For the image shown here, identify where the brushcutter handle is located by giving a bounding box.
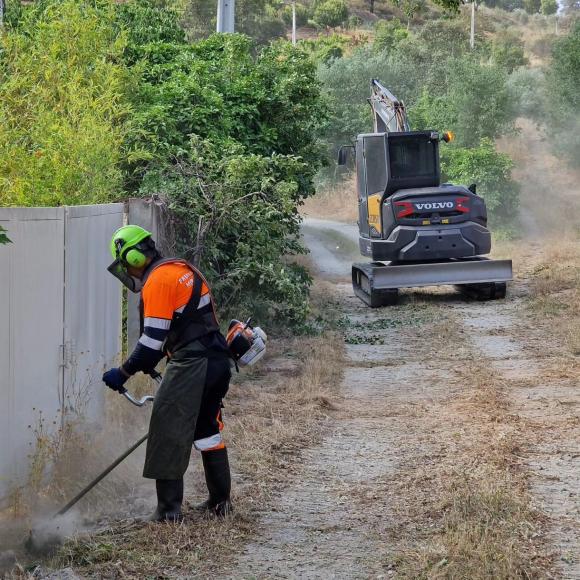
[121,370,162,407]
[122,392,155,407]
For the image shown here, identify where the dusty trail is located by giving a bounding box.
[229,281,461,579]
[223,220,579,579]
[453,285,580,578]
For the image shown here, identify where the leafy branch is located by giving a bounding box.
[0,226,11,245]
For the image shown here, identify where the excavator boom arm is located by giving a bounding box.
[370,79,411,133]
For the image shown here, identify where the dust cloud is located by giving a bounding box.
[498,117,580,238]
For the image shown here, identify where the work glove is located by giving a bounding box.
[102,367,129,393]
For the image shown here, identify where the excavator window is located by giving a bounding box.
[356,139,366,201]
[388,137,437,179]
[363,135,387,196]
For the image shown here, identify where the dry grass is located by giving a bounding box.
[386,326,551,579]
[302,177,359,223]
[526,238,580,355]
[7,373,154,521]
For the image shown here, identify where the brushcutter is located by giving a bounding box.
[24,371,162,555]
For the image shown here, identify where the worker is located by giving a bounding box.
[102,225,232,522]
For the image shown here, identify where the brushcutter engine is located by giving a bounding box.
[226,318,267,367]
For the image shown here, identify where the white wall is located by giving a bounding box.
[0,204,123,498]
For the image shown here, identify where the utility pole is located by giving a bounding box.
[0,0,5,28]
[470,0,476,50]
[292,1,297,45]
[217,0,235,33]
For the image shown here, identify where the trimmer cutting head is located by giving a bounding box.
[25,515,74,556]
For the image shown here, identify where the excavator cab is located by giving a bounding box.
[341,80,512,307]
[354,131,440,240]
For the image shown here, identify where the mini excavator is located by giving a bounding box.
[338,80,513,307]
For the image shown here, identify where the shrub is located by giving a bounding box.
[441,139,519,227]
[346,14,363,28]
[140,139,314,321]
[281,2,310,26]
[301,33,352,63]
[0,0,130,207]
[491,30,528,72]
[313,0,349,27]
[373,19,409,53]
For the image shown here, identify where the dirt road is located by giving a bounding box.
[224,220,579,579]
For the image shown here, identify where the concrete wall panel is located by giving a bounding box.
[63,204,123,426]
[0,204,123,500]
[0,208,65,495]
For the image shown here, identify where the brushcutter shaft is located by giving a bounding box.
[55,434,148,516]
[54,372,162,515]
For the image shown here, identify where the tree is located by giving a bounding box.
[441,138,519,227]
[410,57,514,147]
[313,0,349,27]
[545,22,580,166]
[549,22,580,112]
[113,1,327,321]
[541,0,558,13]
[523,0,541,13]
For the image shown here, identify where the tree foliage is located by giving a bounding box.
[0,0,327,323]
[540,0,558,14]
[313,0,349,27]
[491,30,528,73]
[0,0,130,207]
[109,2,327,322]
[441,139,519,225]
[373,19,409,53]
[410,57,514,147]
[545,22,580,166]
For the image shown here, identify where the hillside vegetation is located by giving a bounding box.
[0,0,578,319]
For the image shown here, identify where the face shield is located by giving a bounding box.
[107,259,143,293]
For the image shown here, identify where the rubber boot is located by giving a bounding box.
[150,479,184,522]
[196,448,233,517]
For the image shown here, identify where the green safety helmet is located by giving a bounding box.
[107,225,154,292]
